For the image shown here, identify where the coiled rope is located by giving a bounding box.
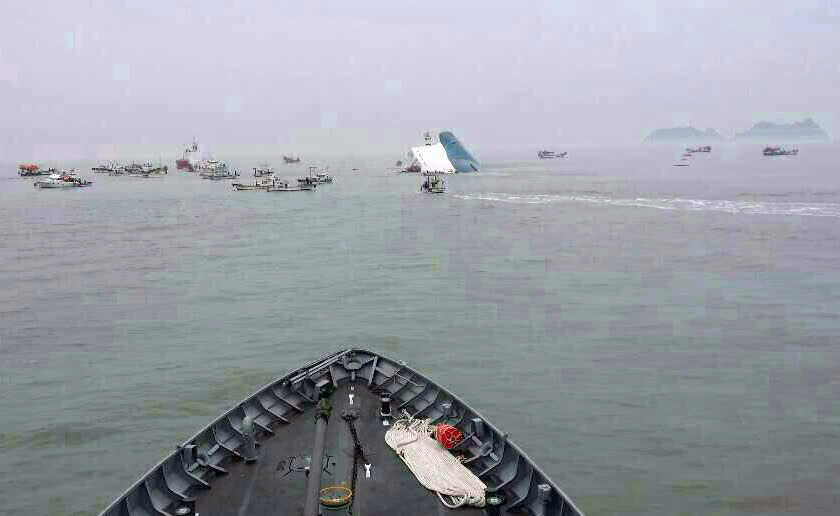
[384,417,486,508]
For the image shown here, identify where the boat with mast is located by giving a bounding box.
[266,181,316,192]
[17,163,54,176]
[420,171,446,193]
[199,160,239,180]
[232,168,280,191]
[253,165,274,177]
[177,139,203,171]
[92,161,124,173]
[34,170,93,188]
[298,166,334,185]
[113,161,168,177]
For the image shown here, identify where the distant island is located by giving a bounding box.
[644,127,724,143]
[735,119,829,141]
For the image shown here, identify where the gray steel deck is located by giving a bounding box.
[98,349,584,516]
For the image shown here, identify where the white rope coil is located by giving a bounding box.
[385,417,486,508]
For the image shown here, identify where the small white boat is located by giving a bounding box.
[538,150,567,159]
[232,183,262,191]
[298,166,334,184]
[199,160,238,180]
[420,172,446,193]
[763,146,799,156]
[253,165,274,177]
[267,181,316,192]
[34,171,93,188]
[672,152,692,167]
[92,161,123,173]
[122,161,168,177]
[232,177,278,191]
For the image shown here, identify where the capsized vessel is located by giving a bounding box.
[95,349,583,516]
[406,131,480,173]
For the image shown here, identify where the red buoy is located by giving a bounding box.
[434,424,462,449]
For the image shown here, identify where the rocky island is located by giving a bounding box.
[735,119,829,141]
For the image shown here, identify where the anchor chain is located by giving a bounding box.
[341,408,368,515]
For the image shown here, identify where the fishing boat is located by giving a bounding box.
[94,349,584,516]
[114,162,168,177]
[199,160,239,180]
[537,150,567,159]
[298,166,334,184]
[34,171,93,188]
[400,163,422,173]
[421,172,446,193]
[92,161,124,173]
[233,183,262,191]
[685,145,711,153]
[253,166,274,177]
[763,146,798,156]
[232,170,279,191]
[672,153,692,167]
[283,155,301,164]
[267,181,316,192]
[17,163,53,176]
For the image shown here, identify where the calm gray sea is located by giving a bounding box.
[2,144,839,515]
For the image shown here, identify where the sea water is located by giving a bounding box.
[1,144,839,515]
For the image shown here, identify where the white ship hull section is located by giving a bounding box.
[410,143,456,174]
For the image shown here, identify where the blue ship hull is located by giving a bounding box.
[439,131,480,172]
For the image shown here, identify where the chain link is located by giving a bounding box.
[342,412,368,515]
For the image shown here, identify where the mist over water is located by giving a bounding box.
[2,144,840,515]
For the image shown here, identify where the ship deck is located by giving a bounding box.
[195,381,484,516]
[98,350,583,516]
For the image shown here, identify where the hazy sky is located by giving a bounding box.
[1,1,837,158]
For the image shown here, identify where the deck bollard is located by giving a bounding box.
[174,500,195,516]
[486,492,504,516]
[380,396,391,417]
[241,416,258,463]
[538,483,552,504]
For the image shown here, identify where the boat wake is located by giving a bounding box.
[455,193,840,218]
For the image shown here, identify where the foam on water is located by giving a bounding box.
[456,193,840,217]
